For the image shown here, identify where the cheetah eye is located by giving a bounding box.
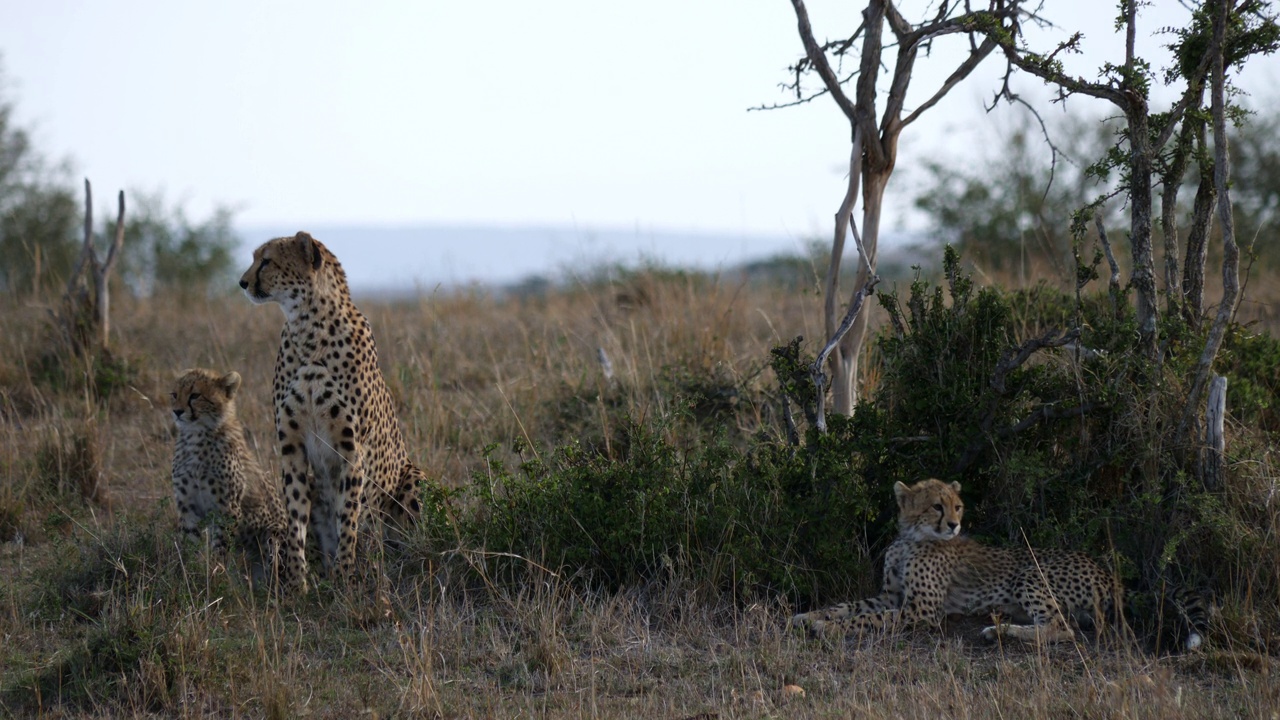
[933,503,944,512]
[190,393,202,400]
[261,258,271,267]
[169,392,177,400]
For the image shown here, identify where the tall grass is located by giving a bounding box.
[0,258,1276,717]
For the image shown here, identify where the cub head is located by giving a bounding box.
[238,231,345,310]
[894,478,964,542]
[171,368,241,430]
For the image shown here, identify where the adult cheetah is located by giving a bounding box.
[170,368,286,582]
[790,478,1206,650]
[240,231,427,593]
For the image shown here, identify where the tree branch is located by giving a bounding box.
[903,36,999,126]
[790,0,859,125]
[991,34,1128,106]
[855,0,889,168]
[953,400,1104,474]
[823,127,866,345]
[1152,51,1212,149]
[812,226,881,433]
[1094,213,1123,318]
[991,327,1081,395]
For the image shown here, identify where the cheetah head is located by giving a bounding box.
[171,368,241,430]
[238,231,345,313]
[894,478,964,542]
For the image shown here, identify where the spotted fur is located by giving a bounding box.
[170,368,286,580]
[239,231,425,593]
[790,478,1206,650]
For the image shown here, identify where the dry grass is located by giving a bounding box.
[0,261,1276,718]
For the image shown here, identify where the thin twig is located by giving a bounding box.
[1094,213,1123,318]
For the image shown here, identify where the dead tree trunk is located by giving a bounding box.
[59,180,125,355]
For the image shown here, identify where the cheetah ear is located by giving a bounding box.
[893,481,910,503]
[220,371,243,397]
[949,481,962,493]
[295,231,323,270]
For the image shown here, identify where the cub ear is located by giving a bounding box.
[949,481,962,493]
[220,371,243,397]
[295,231,323,270]
[893,480,910,503]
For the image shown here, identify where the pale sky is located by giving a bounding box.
[1,1,1272,284]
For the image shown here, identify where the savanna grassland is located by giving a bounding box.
[1,255,1277,719]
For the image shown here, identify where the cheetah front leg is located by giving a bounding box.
[789,591,902,637]
[279,449,313,594]
[309,481,339,569]
[387,463,426,528]
[172,460,205,546]
[329,438,367,585]
[212,457,246,554]
[214,486,243,554]
[838,584,946,638]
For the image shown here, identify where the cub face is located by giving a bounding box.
[238,231,325,305]
[171,368,242,430]
[894,478,964,541]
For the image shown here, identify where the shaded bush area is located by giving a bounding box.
[429,247,1279,644]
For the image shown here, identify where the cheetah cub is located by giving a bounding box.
[790,478,1206,650]
[171,368,286,583]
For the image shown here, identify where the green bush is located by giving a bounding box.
[451,411,882,605]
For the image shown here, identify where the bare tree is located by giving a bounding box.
[57,179,125,355]
[779,0,1023,415]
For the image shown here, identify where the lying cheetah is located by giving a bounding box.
[170,368,286,582]
[790,478,1205,650]
[239,231,427,593]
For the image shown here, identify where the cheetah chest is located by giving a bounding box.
[174,434,234,517]
[282,365,354,469]
[897,541,1024,618]
[278,318,365,474]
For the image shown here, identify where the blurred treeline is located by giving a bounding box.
[0,62,238,299]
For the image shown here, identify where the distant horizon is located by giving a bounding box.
[234,221,912,292]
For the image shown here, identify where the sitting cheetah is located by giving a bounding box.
[171,368,286,582]
[790,478,1205,650]
[239,231,427,593]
